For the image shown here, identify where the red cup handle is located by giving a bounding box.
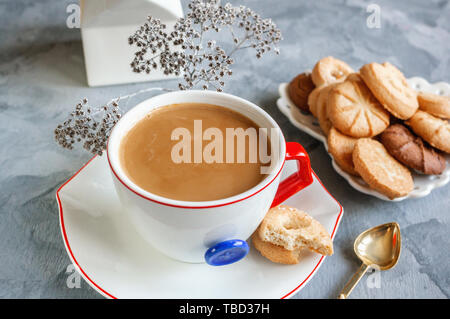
[271,142,313,208]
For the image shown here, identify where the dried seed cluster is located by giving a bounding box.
[54,98,122,155]
[55,0,282,155]
[129,0,282,91]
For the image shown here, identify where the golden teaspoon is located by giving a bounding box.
[338,222,401,299]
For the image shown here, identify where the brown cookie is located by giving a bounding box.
[328,74,390,137]
[353,138,414,199]
[406,110,450,154]
[311,57,354,87]
[252,233,302,264]
[380,124,446,175]
[418,92,450,119]
[360,62,418,120]
[288,73,316,112]
[327,127,359,176]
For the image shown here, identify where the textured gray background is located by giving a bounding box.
[0,0,449,299]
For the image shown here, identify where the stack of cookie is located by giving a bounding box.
[252,205,333,264]
[288,57,449,199]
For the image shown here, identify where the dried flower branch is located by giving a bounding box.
[54,98,122,155]
[129,0,282,91]
[55,0,282,155]
[54,87,169,155]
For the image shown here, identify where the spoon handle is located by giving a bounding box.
[338,263,369,299]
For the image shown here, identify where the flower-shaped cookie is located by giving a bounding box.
[328,74,390,137]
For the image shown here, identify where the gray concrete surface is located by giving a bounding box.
[0,0,448,298]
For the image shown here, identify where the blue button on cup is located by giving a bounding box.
[204,239,249,266]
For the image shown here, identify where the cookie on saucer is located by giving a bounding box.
[406,110,450,154]
[288,73,315,112]
[257,205,333,254]
[418,92,450,119]
[311,56,354,87]
[253,205,333,264]
[360,62,418,120]
[380,124,446,175]
[353,138,414,199]
[328,74,390,137]
[252,233,303,265]
[327,127,359,176]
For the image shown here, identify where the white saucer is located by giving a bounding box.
[56,155,343,299]
[277,77,450,201]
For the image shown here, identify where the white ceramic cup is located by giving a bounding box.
[107,90,313,263]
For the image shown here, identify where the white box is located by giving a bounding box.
[80,0,183,86]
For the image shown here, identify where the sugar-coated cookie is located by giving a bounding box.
[311,57,354,87]
[406,110,450,154]
[380,124,446,175]
[257,205,333,255]
[418,92,450,119]
[252,233,302,264]
[328,74,390,137]
[327,127,359,176]
[353,139,414,199]
[360,62,418,120]
[288,73,316,112]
